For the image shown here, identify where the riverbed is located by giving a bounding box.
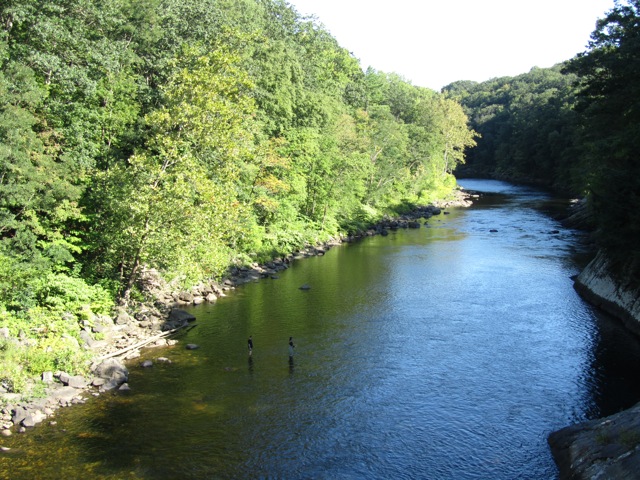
[2,179,640,479]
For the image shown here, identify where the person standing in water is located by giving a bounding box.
[248,336,253,356]
[288,336,295,357]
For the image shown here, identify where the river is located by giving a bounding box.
[2,179,640,479]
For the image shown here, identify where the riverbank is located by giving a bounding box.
[548,250,640,479]
[0,190,475,439]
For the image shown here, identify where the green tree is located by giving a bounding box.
[565,0,640,276]
[90,43,257,300]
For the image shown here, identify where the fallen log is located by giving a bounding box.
[96,323,196,361]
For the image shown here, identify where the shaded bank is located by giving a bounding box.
[0,193,472,439]
[549,252,640,479]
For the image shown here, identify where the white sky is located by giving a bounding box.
[286,0,614,91]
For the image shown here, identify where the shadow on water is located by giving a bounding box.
[4,179,640,480]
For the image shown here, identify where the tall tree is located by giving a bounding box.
[89,43,257,299]
[565,0,640,276]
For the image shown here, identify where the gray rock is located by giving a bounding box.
[92,377,106,387]
[549,401,640,479]
[49,386,82,404]
[185,344,199,350]
[21,410,46,428]
[99,381,118,392]
[58,373,87,389]
[178,292,194,303]
[93,358,129,386]
[140,360,153,368]
[115,310,132,325]
[118,383,130,391]
[79,329,97,347]
[11,407,27,426]
[205,293,217,303]
[41,371,54,384]
[168,309,196,324]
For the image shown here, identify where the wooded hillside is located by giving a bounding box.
[0,0,476,389]
[448,0,640,283]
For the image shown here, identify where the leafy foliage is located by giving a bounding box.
[564,0,640,277]
[0,0,477,390]
[448,0,640,279]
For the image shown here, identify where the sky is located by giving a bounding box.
[286,0,615,91]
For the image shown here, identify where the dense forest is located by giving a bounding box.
[0,0,477,390]
[447,0,640,283]
[2,0,639,394]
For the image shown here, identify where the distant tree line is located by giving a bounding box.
[0,0,477,386]
[447,0,640,280]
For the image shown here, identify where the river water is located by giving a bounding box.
[3,179,640,479]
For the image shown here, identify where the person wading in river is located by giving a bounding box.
[248,336,253,356]
[288,336,295,357]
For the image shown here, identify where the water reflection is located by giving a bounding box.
[3,180,640,480]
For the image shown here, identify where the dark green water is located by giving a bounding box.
[3,179,640,479]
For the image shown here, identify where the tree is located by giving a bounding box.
[565,0,640,276]
[89,43,257,300]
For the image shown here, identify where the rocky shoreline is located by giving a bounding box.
[548,250,640,479]
[0,191,474,440]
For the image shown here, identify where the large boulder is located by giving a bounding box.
[168,309,196,324]
[549,401,640,479]
[92,358,129,391]
[58,372,88,389]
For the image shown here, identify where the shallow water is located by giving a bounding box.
[3,179,640,479]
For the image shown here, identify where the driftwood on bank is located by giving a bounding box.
[96,323,196,361]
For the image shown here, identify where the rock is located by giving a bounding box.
[205,293,217,303]
[11,407,27,426]
[574,251,640,336]
[192,296,205,305]
[178,292,194,303]
[79,329,98,348]
[549,401,640,479]
[22,410,46,428]
[59,373,88,389]
[118,383,131,392]
[93,358,129,387]
[92,378,106,387]
[1,429,11,437]
[168,309,196,324]
[489,229,498,233]
[0,327,9,339]
[408,221,421,228]
[99,380,121,392]
[41,371,54,384]
[299,284,311,290]
[185,344,199,350]
[140,360,153,368]
[125,350,140,360]
[49,386,82,405]
[115,309,132,325]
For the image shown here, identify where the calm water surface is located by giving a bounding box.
[3,179,640,479]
